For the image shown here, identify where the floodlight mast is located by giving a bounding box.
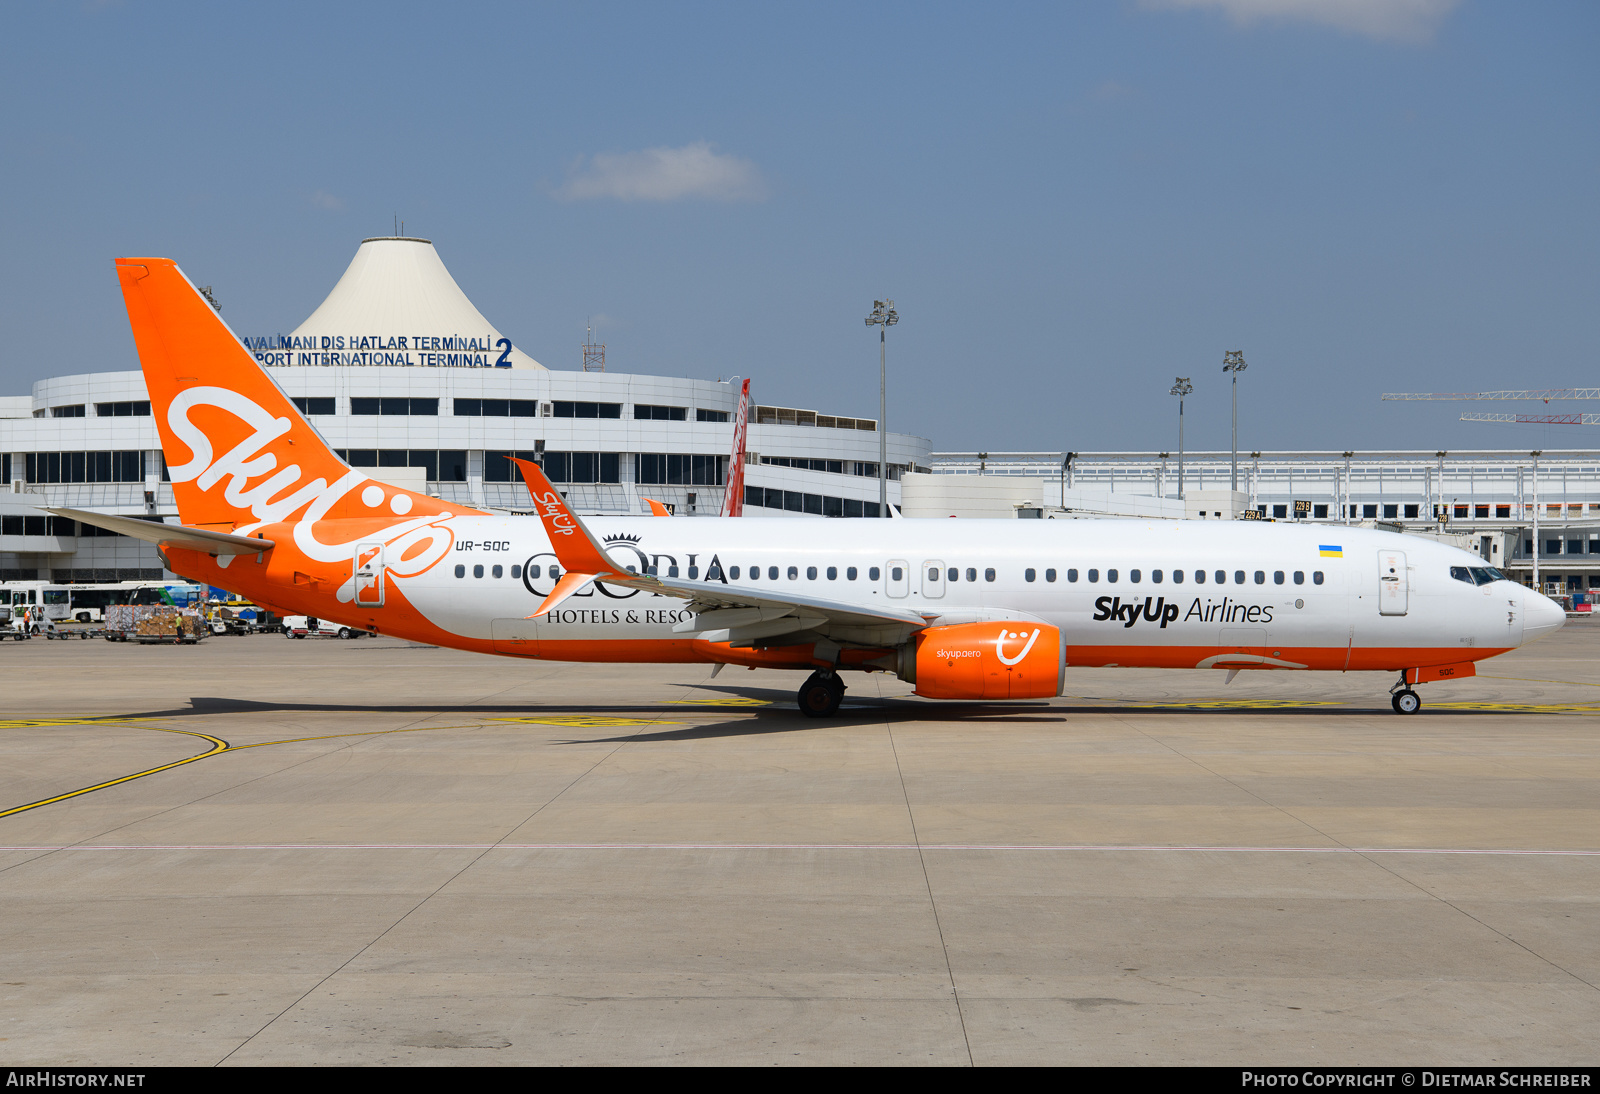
[865,300,899,517]
[1223,351,1247,490]
[1169,377,1192,500]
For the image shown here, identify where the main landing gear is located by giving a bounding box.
[797,670,846,718]
[1390,672,1421,715]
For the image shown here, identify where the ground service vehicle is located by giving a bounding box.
[45,257,1567,716]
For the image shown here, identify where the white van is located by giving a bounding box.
[283,616,367,639]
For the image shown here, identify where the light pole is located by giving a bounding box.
[865,299,898,517]
[1223,350,1247,490]
[1169,377,1192,500]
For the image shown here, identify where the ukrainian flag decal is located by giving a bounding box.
[1319,545,1343,557]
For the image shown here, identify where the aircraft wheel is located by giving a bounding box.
[1392,689,1421,715]
[797,672,844,718]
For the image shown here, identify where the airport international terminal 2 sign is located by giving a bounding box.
[241,333,513,367]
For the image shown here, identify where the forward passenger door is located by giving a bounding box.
[1378,550,1408,616]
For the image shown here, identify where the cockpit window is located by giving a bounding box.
[1470,566,1503,585]
[1450,566,1474,584]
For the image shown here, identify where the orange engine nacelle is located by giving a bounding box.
[912,622,1063,700]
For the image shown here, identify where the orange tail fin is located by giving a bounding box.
[114,258,477,529]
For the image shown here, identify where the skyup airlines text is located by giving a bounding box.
[1093,596,1274,628]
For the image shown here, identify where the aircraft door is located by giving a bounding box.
[887,560,910,598]
[354,542,385,607]
[1378,550,1407,616]
[922,560,945,599]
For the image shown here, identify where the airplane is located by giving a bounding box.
[50,257,1566,718]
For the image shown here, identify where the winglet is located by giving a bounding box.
[511,457,622,576]
[645,498,672,517]
[529,569,599,618]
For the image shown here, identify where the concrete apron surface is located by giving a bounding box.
[0,625,1597,1065]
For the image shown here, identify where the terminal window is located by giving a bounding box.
[636,454,727,486]
[291,397,335,416]
[484,451,544,482]
[1383,504,1398,518]
[455,399,537,417]
[50,405,85,418]
[1313,504,1328,518]
[337,449,464,481]
[553,401,622,419]
[744,486,877,517]
[350,398,438,415]
[94,401,151,417]
[25,451,144,484]
[696,408,730,423]
[1363,505,1378,518]
[635,405,688,421]
[544,452,620,483]
[1272,504,1287,518]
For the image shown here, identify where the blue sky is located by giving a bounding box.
[2,1,1596,454]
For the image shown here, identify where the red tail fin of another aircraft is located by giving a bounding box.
[114,258,478,530]
[721,378,750,517]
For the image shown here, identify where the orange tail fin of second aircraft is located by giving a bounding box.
[721,378,750,517]
[114,257,479,530]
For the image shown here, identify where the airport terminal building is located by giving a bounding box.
[0,238,931,582]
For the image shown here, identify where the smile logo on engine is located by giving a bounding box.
[995,628,1040,666]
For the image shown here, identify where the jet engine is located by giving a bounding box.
[906,621,1064,700]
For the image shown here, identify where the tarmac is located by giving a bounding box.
[1,624,1598,1066]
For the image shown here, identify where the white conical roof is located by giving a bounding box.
[291,237,544,370]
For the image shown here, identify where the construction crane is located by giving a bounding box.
[1382,390,1600,426]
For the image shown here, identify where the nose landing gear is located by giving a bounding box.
[797,670,846,718]
[1390,672,1421,714]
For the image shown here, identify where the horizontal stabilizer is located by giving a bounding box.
[42,507,275,556]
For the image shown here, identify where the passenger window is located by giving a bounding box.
[730,566,740,579]
[1313,571,1324,585]
[530,565,541,579]
[787,566,798,580]
[966,567,977,582]
[454,564,465,578]
[549,565,561,580]
[1273,571,1283,584]
[985,568,996,582]
[511,565,521,579]
[1130,569,1141,583]
[1068,568,1079,582]
[1234,571,1245,584]
[1152,570,1163,583]
[807,566,817,580]
[827,566,837,580]
[688,565,698,579]
[891,566,903,581]
[849,567,859,580]
[1171,569,1183,584]
[1215,570,1225,584]
[1046,568,1057,582]
[947,567,958,582]
[1194,570,1205,584]
[1293,571,1304,585]
[1087,569,1098,583]
[668,565,679,577]
[769,566,779,580]
[1107,569,1118,582]
[473,564,484,578]
[493,565,503,579]
[1254,571,1265,584]
[869,567,880,581]
[1025,568,1036,582]
[929,567,939,582]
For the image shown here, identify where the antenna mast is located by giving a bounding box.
[582,319,605,372]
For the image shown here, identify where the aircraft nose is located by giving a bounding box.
[1521,587,1566,645]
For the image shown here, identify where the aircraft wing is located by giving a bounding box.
[42,507,276,556]
[511,458,927,644]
